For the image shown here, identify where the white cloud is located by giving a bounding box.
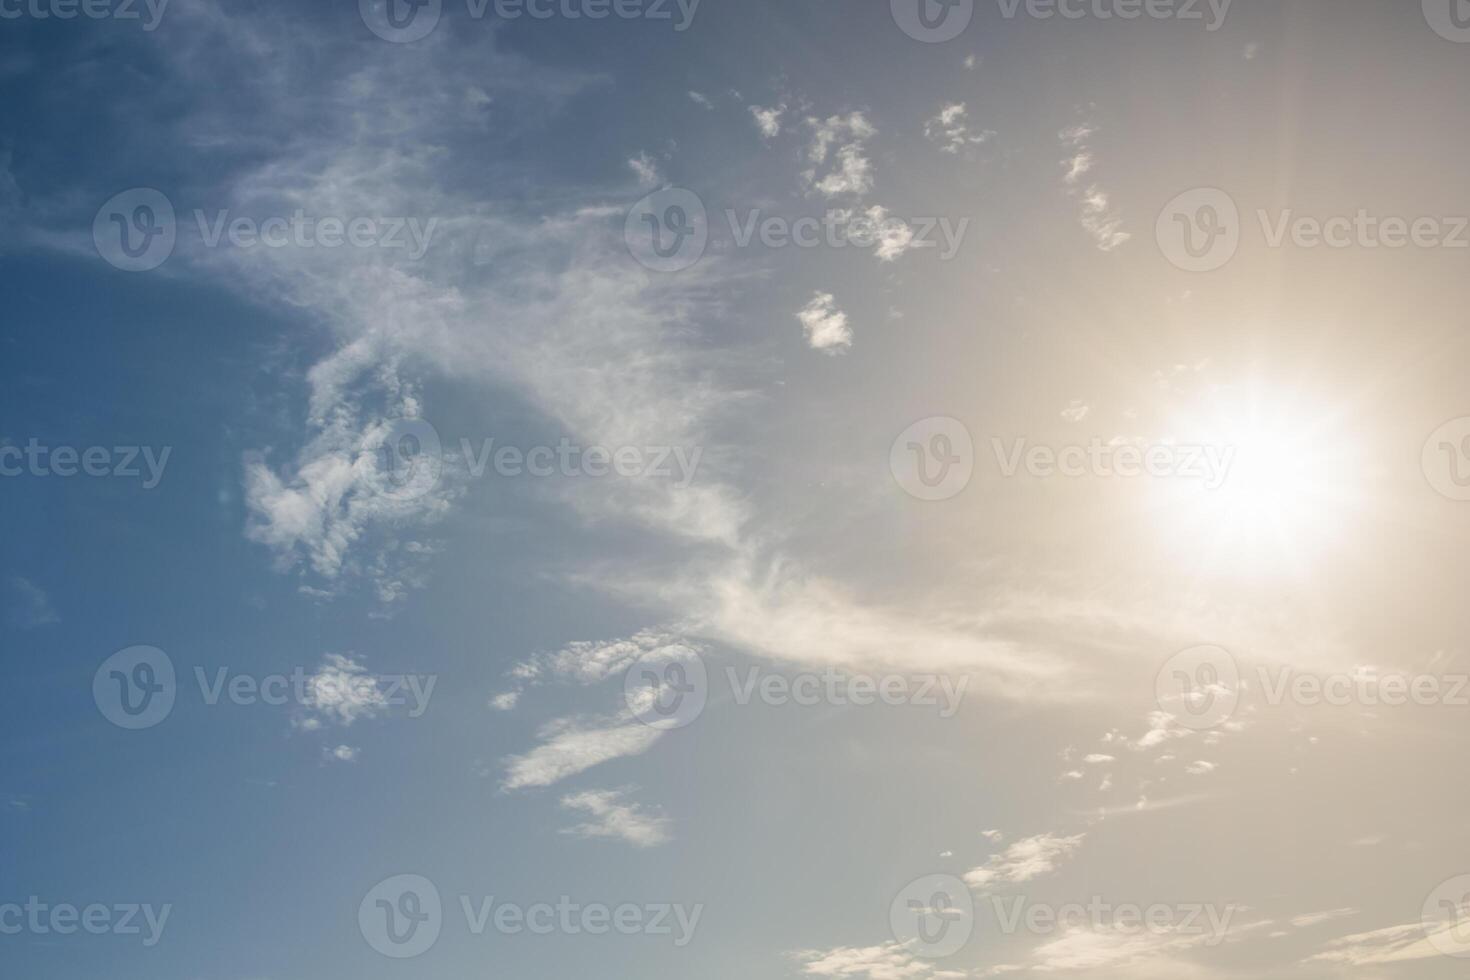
[628,152,662,189]
[797,292,853,353]
[324,744,359,763]
[559,788,671,847]
[803,112,876,198]
[688,90,713,109]
[4,576,58,628]
[964,833,1085,890]
[501,716,663,790]
[1290,908,1357,929]
[297,654,390,727]
[1308,921,1458,966]
[751,103,785,138]
[1061,400,1091,422]
[924,102,993,154]
[1059,122,1129,251]
[794,942,963,980]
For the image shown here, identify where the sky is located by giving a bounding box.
[4,0,1470,978]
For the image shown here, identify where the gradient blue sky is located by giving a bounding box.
[5,1,1470,978]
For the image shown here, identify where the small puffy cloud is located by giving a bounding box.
[1184,760,1218,776]
[981,829,1005,842]
[298,654,389,727]
[4,576,58,629]
[489,690,520,711]
[964,833,1085,890]
[1061,400,1091,422]
[924,102,993,154]
[797,292,852,353]
[628,152,662,189]
[803,112,876,198]
[324,744,359,763]
[560,788,671,847]
[751,103,785,138]
[793,942,960,980]
[688,90,714,109]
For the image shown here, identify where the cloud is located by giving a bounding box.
[688,90,714,109]
[1061,400,1091,423]
[797,292,853,353]
[1059,122,1129,251]
[1307,920,1457,966]
[295,654,390,728]
[501,716,663,790]
[803,112,876,198]
[4,576,58,629]
[751,103,786,138]
[628,152,662,189]
[964,833,1085,890]
[324,744,359,763]
[1290,908,1357,929]
[793,942,965,980]
[924,103,993,154]
[559,788,671,847]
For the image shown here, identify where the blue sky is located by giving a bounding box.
[5,1,1470,978]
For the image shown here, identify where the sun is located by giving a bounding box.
[1147,383,1366,579]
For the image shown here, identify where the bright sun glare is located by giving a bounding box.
[1150,385,1364,578]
